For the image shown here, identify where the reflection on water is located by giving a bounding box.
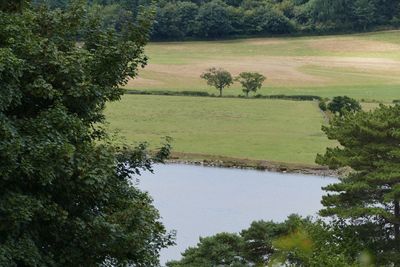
[138,164,337,265]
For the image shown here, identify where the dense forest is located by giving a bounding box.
[41,0,400,40]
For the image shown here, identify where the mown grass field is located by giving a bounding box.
[105,95,333,165]
[126,31,400,102]
[106,31,400,165]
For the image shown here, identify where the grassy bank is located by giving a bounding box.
[105,95,334,165]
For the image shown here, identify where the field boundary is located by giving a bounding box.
[150,28,400,43]
[124,89,396,104]
[124,89,323,101]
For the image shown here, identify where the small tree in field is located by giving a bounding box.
[235,72,266,97]
[201,67,233,97]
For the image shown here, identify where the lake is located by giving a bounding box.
[138,164,337,265]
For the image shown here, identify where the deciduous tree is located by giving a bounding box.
[0,1,173,266]
[235,72,266,97]
[201,67,233,97]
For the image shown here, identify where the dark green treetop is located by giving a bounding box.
[166,215,306,267]
[166,233,246,267]
[327,96,362,117]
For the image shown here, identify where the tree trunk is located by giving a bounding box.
[395,200,400,242]
[246,91,249,98]
[219,88,222,97]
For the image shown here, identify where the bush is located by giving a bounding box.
[127,90,323,101]
[327,96,362,116]
[125,89,212,97]
[255,94,322,101]
[319,101,327,111]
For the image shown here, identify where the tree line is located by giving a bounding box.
[42,0,400,40]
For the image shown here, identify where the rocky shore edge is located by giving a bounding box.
[166,153,340,177]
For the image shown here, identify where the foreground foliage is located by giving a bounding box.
[166,215,302,267]
[166,215,374,267]
[317,104,400,264]
[0,1,173,266]
[167,104,400,266]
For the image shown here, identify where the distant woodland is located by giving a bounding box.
[39,0,400,40]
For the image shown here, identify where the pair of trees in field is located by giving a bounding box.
[201,67,266,97]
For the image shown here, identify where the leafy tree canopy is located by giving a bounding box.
[200,67,233,97]
[235,72,266,97]
[0,1,173,266]
[37,0,400,40]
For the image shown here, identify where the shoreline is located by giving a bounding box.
[166,152,340,177]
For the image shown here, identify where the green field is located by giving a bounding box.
[105,95,333,165]
[126,31,400,102]
[106,31,400,166]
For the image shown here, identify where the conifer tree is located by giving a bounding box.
[317,104,400,252]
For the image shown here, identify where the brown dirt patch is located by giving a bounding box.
[127,55,400,88]
[128,57,327,87]
[245,38,286,46]
[125,77,164,88]
[294,56,400,73]
[310,38,400,53]
[149,44,189,51]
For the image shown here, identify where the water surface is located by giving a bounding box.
[138,164,337,265]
